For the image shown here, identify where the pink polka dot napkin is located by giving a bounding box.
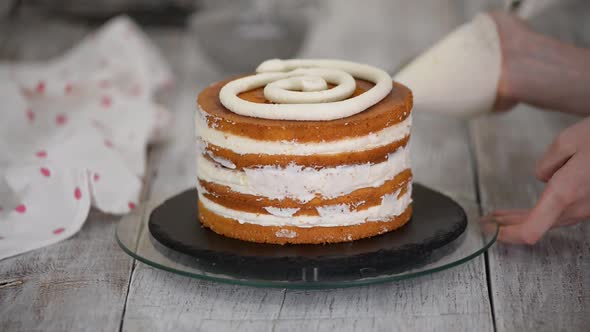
[0,16,173,260]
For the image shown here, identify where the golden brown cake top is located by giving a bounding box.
[197,79,413,143]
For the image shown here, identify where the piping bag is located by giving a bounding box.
[393,0,559,117]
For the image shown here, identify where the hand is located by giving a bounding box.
[488,11,533,112]
[488,11,590,116]
[483,117,590,244]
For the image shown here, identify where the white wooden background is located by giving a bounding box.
[1,1,589,331]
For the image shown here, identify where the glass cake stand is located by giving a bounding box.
[116,188,498,289]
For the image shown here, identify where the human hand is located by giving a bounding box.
[488,11,533,112]
[488,11,590,115]
[483,117,590,244]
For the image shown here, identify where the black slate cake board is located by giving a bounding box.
[148,183,467,282]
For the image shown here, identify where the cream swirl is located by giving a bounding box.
[219,59,393,121]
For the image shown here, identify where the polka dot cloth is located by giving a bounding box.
[0,16,173,260]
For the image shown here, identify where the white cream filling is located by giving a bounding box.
[198,187,411,227]
[316,203,350,217]
[205,151,237,169]
[196,108,411,155]
[197,146,409,203]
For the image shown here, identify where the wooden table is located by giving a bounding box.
[1,2,588,331]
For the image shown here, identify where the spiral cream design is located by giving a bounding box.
[219,59,393,121]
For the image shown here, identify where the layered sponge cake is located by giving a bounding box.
[196,59,413,244]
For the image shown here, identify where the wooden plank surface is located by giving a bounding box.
[470,107,590,332]
[0,16,136,332]
[120,2,494,331]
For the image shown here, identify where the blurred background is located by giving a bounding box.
[1,0,588,75]
[0,0,588,199]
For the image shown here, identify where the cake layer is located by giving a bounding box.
[197,79,412,143]
[198,184,411,228]
[199,169,411,216]
[201,135,409,169]
[196,110,411,156]
[198,200,413,244]
[197,102,411,170]
[196,145,410,203]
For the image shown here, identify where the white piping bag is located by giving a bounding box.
[393,0,560,117]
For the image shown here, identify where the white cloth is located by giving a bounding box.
[0,16,173,260]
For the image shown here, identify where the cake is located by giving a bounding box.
[196,59,413,244]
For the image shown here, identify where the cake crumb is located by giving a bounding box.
[264,206,300,217]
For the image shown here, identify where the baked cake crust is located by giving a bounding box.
[198,79,412,142]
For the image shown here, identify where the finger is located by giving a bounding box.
[488,206,587,228]
[482,212,528,226]
[498,215,584,244]
[495,212,528,225]
[535,133,576,182]
[490,209,529,217]
[481,210,531,240]
[487,207,584,242]
[497,224,530,244]
[496,183,566,244]
[482,209,529,226]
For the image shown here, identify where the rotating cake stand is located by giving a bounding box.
[116,183,498,288]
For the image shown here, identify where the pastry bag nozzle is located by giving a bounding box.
[394,13,501,118]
